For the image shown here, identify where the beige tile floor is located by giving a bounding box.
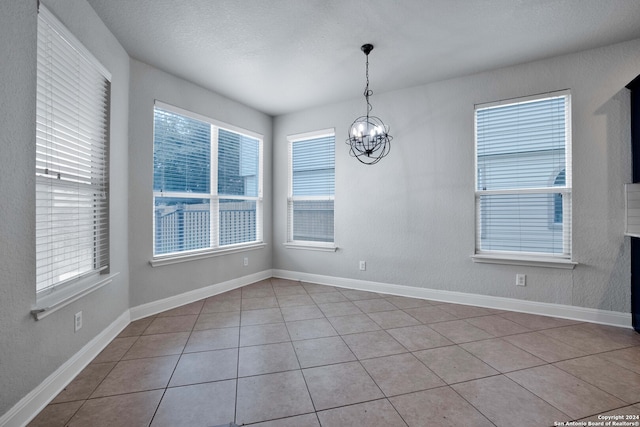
[28,278,640,427]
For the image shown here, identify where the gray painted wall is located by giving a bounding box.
[0,0,130,417]
[128,59,273,307]
[273,38,640,313]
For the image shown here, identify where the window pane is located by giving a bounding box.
[218,129,259,197]
[36,6,110,293]
[219,199,256,246]
[478,193,566,254]
[292,200,334,242]
[477,96,566,191]
[292,136,335,197]
[154,109,210,193]
[155,197,210,255]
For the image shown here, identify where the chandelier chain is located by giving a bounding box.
[364,53,373,117]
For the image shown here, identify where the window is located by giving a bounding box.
[153,102,262,257]
[287,130,335,246]
[35,5,111,295]
[475,91,571,259]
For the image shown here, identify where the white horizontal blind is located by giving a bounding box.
[36,6,111,293]
[288,132,335,243]
[153,104,262,256]
[475,92,571,257]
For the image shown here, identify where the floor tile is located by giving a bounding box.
[437,303,494,319]
[293,336,356,368]
[156,300,204,317]
[277,294,316,307]
[281,304,325,322]
[201,298,241,314]
[385,296,432,309]
[341,330,407,359]
[427,319,495,343]
[461,338,546,373]
[117,317,154,337]
[194,311,241,330]
[352,298,397,313]
[498,311,581,330]
[184,327,239,353]
[236,370,314,424]
[206,289,242,301]
[403,306,458,324]
[452,375,570,427]
[67,390,163,427]
[271,278,300,288]
[122,332,189,359]
[361,353,444,396]
[92,336,137,363]
[339,289,381,301]
[540,324,638,353]
[327,313,381,335]
[286,318,337,340]
[273,285,309,297]
[367,310,421,329]
[503,331,589,363]
[240,323,290,346]
[386,325,452,351]
[143,315,197,335]
[599,346,640,374]
[249,413,321,427]
[301,282,338,293]
[241,296,278,310]
[317,399,407,427]
[302,361,384,410]
[310,292,348,304]
[465,315,531,336]
[413,346,498,384]
[91,355,179,397]
[52,362,115,403]
[169,348,238,387]
[241,286,276,299]
[318,301,363,317]
[390,387,494,427]
[507,365,626,419]
[151,380,236,427]
[554,355,640,403]
[580,323,640,348]
[27,401,83,427]
[238,342,300,377]
[240,307,283,326]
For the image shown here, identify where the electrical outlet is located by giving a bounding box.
[243,257,248,267]
[74,311,82,332]
[359,260,366,271]
[516,274,526,287]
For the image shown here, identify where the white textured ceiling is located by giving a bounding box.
[86,0,640,116]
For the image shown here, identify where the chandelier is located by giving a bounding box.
[346,44,392,165]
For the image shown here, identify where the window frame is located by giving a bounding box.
[285,128,337,251]
[151,101,264,265]
[472,90,577,269]
[33,5,115,316]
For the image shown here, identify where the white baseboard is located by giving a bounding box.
[0,310,130,427]
[129,269,273,321]
[272,269,633,329]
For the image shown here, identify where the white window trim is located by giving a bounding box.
[473,90,575,267]
[286,128,336,250]
[34,5,115,315]
[151,101,264,263]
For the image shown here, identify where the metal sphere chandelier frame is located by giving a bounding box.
[346,43,392,165]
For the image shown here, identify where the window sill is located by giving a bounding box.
[283,242,338,252]
[150,242,266,267]
[471,254,577,269]
[31,272,120,321]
